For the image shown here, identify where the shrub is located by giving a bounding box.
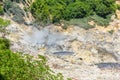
[102,0,116,7]
[30,0,117,27]
[95,3,116,18]
[0,18,10,27]
[0,17,10,32]
[0,6,4,15]
[116,4,120,10]
[64,14,112,30]
[0,51,64,80]
[0,38,10,50]
[30,0,65,25]
[0,38,65,80]
[90,14,111,26]
[30,0,51,25]
[67,18,94,30]
[66,2,92,19]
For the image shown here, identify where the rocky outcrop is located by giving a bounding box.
[4,14,120,80]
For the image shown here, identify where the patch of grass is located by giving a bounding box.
[0,18,10,32]
[90,14,111,27]
[64,14,111,30]
[0,18,10,27]
[68,17,94,30]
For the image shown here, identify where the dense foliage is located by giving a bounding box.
[0,38,10,50]
[30,0,66,25]
[1,0,117,28]
[30,0,116,25]
[0,38,65,80]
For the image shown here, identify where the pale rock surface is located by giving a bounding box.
[4,12,120,80]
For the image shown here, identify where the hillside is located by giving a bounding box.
[0,0,120,80]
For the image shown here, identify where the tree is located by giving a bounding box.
[66,2,92,18]
[30,0,117,26]
[95,1,116,18]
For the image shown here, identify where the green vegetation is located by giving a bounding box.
[87,0,116,18]
[64,14,112,30]
[0,18,10,32]
[0,6,4,15]
[0,38,10,50]
[30,0,117,27]
[65,18,94,30]
[0,18,67,80]
[1,0,118,28]
[0,18,10,27]
[117,4,120,10]
[108,29,114,34]
[30,0,65,25]
[0,38,65,80]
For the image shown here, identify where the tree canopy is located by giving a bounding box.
[30,0,117,25]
